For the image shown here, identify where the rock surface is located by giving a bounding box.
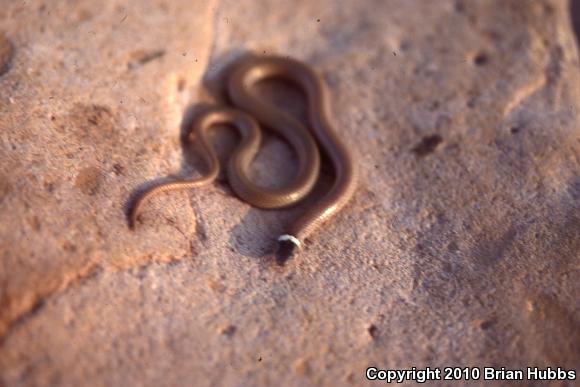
[0,0,579,386]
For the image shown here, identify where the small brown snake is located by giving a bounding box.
[130,55,357,263]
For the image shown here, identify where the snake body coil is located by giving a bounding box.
[130,56,357,263]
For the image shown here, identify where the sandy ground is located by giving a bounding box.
[0,0,578,386]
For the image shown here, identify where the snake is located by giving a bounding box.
[129,55,357,263]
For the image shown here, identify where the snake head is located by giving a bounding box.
[276,235,300,265]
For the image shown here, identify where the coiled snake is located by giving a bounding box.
[130,55,357,264]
